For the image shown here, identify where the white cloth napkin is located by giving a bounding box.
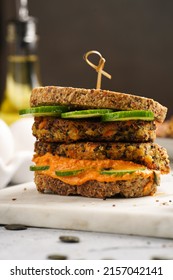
[0,118,35,189]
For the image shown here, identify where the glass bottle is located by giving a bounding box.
[0,3,41,124]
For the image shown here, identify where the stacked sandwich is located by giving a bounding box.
[20,86,170,198]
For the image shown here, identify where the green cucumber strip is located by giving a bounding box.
[30,165,50,171]
[61,109,113,118]
[100,168,146,176]
[55,169,84,176]
[19,105,69,117]
[102,110,154,121]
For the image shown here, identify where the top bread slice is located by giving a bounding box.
[30,86,167,123]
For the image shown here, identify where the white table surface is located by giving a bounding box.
[0,225,173,260]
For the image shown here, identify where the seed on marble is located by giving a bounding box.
[4,224,27,230]
[47,254,68,260]
[151,256,171,260]
[59,235,80,243]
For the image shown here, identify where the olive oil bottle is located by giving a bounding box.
[0,1,41,124]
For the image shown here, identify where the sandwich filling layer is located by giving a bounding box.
[34,141,170,174]
[32,117,156,143]
[33,153,158,186]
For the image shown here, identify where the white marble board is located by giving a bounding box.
[0,174,173,239]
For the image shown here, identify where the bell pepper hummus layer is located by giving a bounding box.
[33,153,156,186]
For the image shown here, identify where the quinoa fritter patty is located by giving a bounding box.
[34,141,170,173]
[35,172,158,198]
[32,117,156,143]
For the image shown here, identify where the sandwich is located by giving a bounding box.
[20,86,170,198]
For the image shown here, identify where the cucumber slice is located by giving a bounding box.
[55,169,84,176]
[19,105,69,117]
[61,109,113,119]
[100,168,146,176]
[102,110,154,121]
[30,165,50,171]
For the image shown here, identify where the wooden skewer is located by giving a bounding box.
[83,50,111,89]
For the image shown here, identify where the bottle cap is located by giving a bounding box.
[6,17,38,45]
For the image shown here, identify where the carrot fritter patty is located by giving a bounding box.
[34,141,170,173]
[32,117,156,143]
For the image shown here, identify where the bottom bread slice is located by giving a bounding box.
[34,172,159,199]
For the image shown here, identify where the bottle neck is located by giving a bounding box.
[0,15,40,123]
[7,36,38,57]
[6,53,41,85]
[2,39,41,114]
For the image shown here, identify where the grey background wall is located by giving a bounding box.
[0,0,173,118]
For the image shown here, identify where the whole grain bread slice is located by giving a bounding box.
[30,86,167,123]
[34,172,159,198]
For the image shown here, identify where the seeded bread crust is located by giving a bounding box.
[30,86,167,123]
[34,172,159,198]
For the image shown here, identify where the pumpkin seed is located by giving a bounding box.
[4,224,27,230]
[59,235,80,243]
[47,254,68,260]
